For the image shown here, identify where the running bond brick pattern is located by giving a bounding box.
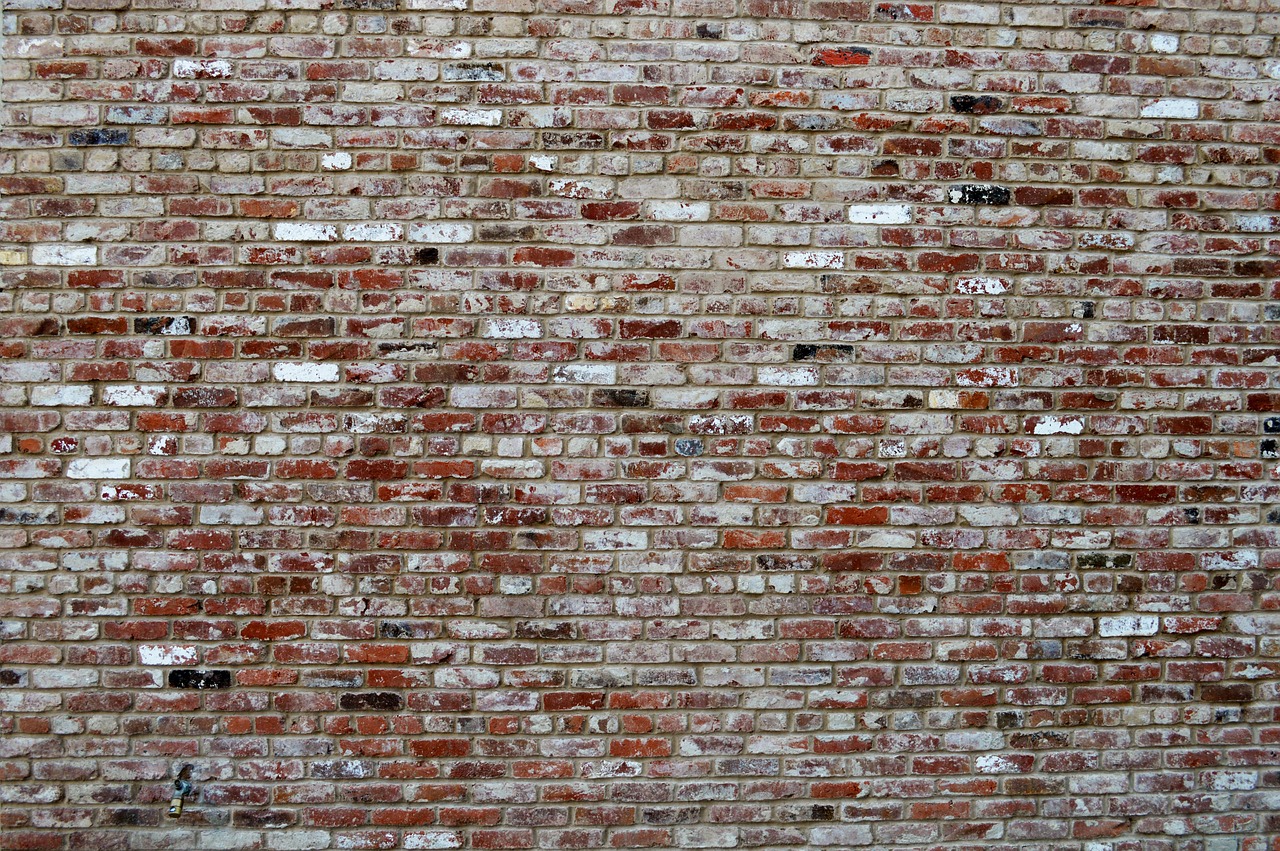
[2,0,1280,848]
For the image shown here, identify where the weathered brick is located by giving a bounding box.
[0,4,1275,847]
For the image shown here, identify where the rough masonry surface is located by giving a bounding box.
[1,0,1280,848]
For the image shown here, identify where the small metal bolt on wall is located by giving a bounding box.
[167,765,193,819]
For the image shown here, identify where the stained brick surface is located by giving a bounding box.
[2,0,1280,848]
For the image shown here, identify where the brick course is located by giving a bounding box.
[2,0,1280,848]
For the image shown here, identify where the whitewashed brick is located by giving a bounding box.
[321,151,352,170]
[343,223,404,242]
[274,222,338,242]
[847,204,911,224]
[403,832,463,850]
[266,831,332,851]
[409,222,474,243]
[438,107,502,126]
[373,60,442,81]
[273,363,341,382]
[31,245,95,266]
[938,3,998,23]
[482,318,542,339]
[552,364,617,384]
[582,529,646,550]
[758,366,818,386]
[172,59,233,78]
[274,128,332,148]
[102,385,167,407]
[30,385,93,406]
[809,825,873,846]
[783,251,844,269]
[66,458,130,479]
[955,277,1010,295]
[199,505,265,525]
[647,201,711,221]
[405,39,471,58]
[548,178,613,199]
[1098,615,1159,637]
[976,754,1026,773]
[1032,416,1085,435]
[1238,215,1279,233]
[1140,99,1198,119]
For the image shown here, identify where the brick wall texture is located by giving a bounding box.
[3,0,1280,847]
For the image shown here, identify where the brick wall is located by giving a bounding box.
[2,0,1280,848]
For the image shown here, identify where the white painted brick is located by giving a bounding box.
[1230,614,1280,635]
[30,385,93,406]
[405,0,466,9]
[450,386,517,408]
[1238,215,1279,233]
[102,385,167,407]
[975,754,1026,773]
[274,222,338,242]
[403,832,463,850]
[1150,34,1179,53]
[321,151,352,170]
[405,39,471,59]
[958,505,1018,526]
[689,414,753,435]
[438,107,502,126]
[847,204,911,224]
[929,390,964,409]
[517,106,571,128]
[99,484,147,501]
[1098,615,1159,637]
[199,505,265,525]
[172,59,233,78]
[32,669,98,688]
[148,435,178,456]
[1032,416,1085,435]
[266,831,332,851]
[809,824,873,847]
[273,363,341,382]
[1203,551,1257,571]
[1073,141,1131,161]
[548,178,613,199]
[758,366,819,386]
[66,458,130,479]
[647,201,711,221]
[552,364,617,384]
[954,277,1010,295]
[1204,771,1256,791]
[137,644,198,666]
[72,506,125,525]
[199,831,268,851]
[945,730,1003,751]
[31,245,95,266]
[956,367,1015,387]
[482,318,542,339]
[343,223,403,242]
[32,103,97,125]
[583,529,648,550]
[1140,99,1198,119]
[783,251,844,269]
[274,128,332,149]
[373,60,442,81]
[938,3,998,23]
[409,222,474,243]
